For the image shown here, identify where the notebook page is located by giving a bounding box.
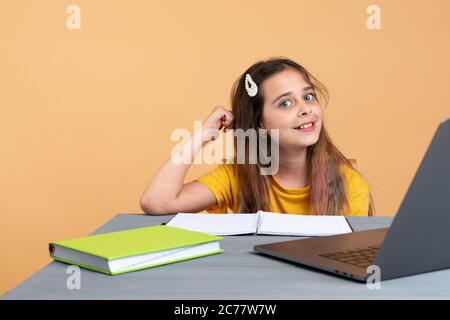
[256,212,353,236]
[167,213,259,235]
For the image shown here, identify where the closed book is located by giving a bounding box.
[49,225,223,275]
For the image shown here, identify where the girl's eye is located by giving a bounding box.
[304,93,316,102]
[279,99,292,108]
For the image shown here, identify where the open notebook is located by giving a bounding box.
[167,211,353,236]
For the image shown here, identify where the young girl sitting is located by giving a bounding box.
[140,57,375,216]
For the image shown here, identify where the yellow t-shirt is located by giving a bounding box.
[195,164,371,216]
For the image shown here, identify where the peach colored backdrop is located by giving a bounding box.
[1,0,449,295]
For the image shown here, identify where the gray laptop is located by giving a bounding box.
[254,118,450,282]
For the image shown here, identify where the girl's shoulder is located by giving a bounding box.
[340,164,370,190]
[196,162,238,184]
[217,162,238,176]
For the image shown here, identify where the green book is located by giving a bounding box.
[49,225,224,275]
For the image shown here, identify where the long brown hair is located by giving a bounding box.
[229,57,375,216]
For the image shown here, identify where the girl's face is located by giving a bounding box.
[260,68,323,151]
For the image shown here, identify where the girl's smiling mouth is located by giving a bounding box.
[293,121,317,132]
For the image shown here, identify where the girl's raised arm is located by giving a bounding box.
[139,106,234,215]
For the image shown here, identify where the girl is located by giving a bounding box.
[140,57,375,216]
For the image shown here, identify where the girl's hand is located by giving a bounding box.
[201,106,234,144]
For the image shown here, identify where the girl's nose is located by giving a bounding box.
[298,107,312,117]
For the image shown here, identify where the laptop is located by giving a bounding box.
[254,117,450,282]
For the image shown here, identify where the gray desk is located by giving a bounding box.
[2,214,450,300]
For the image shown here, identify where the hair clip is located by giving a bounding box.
[245,73,258,97]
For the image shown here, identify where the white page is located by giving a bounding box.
[256,211,353,236]
[167,213,259,235]
[109,242,221,273]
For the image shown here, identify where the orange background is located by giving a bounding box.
[1,0,449,295]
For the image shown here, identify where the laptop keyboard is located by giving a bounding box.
[319,246,380,268]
